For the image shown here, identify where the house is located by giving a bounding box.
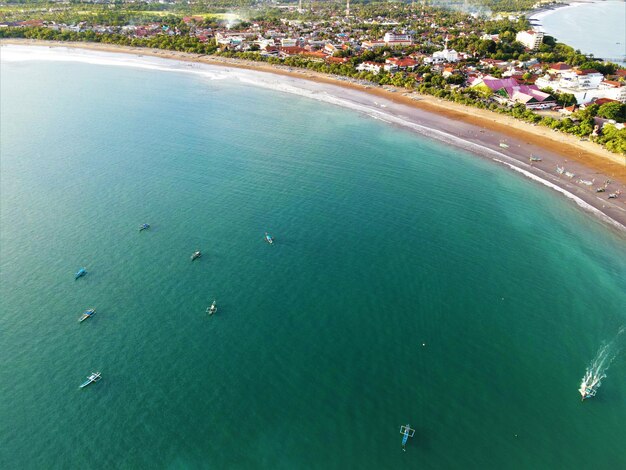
[548,62,571,74]
[515,30,544,50]
[323,43,340,56]
[598,80,626,103]
[280,38,299,47]
[559,104,579,115]
[356,61,385,74]
[278,46,308,58]
[361,40,386,50]
[385,57,419,71]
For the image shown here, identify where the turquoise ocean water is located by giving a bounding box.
[1,58,626,469]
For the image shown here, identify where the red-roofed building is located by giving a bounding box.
[385,57,419,71]
[549,62,571,74]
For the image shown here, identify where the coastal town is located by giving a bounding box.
[1,1,625,153]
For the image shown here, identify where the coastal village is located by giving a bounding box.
[1,1,625,153]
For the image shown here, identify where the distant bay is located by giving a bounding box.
[531,1,626,64]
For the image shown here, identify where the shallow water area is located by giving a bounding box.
[1,50,626,469]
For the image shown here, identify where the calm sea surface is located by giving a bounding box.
[1,59,626,469]
[535,1,626,64]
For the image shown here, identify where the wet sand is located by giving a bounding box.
[2,39,625,233]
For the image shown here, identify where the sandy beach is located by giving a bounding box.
[2,39,625,233]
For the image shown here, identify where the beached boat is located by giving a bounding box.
[565,171,576,178]
[264,232,274,244]
[499,142,509,149]
[79,371,101,388]
[207,300,217,315]
[75,268,87,280]
[400,424,415,451]
[596,187,606,193]
[139,223,150,232]
[191,250,201,261]
[578,179,594,186]
[556,166,565,175]
[529,156,542,162]
[79,308,96,322]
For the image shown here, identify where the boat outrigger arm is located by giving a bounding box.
[400,424,415,451]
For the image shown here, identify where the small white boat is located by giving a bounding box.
[565,171,576,178]
[578,179,593,186]
[80,371,101,388]
[556,166,565,175]
[79,308,96,322]
[191,250,202,261]
[499,142,509,149]
[207,300,217,315]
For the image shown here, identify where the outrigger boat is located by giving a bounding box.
[79,308,96,322]
[139,223,150,232]
[529,155,542,162]
[400,424,415,451]
[79,371,101,388]
[578,179,594,186]
[565,171,576,178]
[75,268,87,280]
[191,250,202,261]
[556,166,565,175]
[264,232,274,245]
[207,300,217,315]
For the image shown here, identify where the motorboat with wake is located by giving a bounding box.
[207,300,217,315]
[79,308,96,322]
[579,374,602,401]
[264,232,274,244]
[80,372,101,388]
[139,223,150,232]
[191,250,202,261]
[75,268,87,280]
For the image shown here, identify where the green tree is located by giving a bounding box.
[597,102,626,122]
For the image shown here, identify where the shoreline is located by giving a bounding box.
[528,1,626,64]
[2,39,625,233]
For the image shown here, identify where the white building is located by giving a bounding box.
[516,30,544,50]
[356,61,384,74]
[383,32,412,46]
[280,38,298,47]
[535,69,624,104]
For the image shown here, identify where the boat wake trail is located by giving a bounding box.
[579,326,625,401]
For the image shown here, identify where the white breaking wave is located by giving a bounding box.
[2,44,625,232]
